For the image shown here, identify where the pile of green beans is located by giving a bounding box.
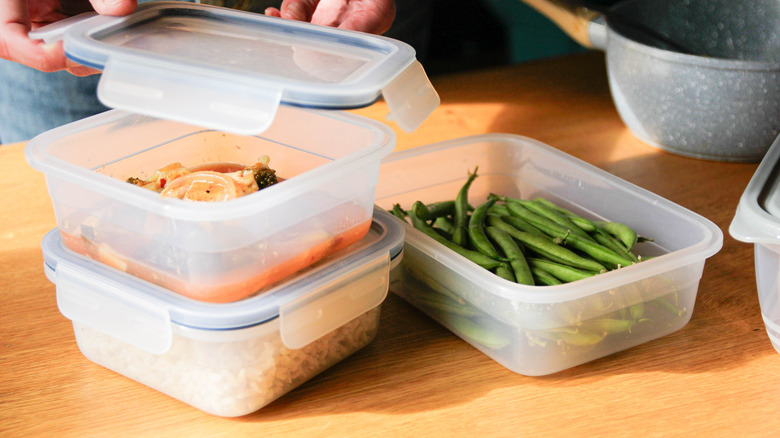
[397,261,685,352]
[389,168,651,286]
[387,170,691,353]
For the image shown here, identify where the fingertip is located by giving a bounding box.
[264,8,282,18]
[90,0,138,16]
[281,3,309,22]
[37,41,69,72]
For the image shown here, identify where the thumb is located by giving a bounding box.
[89,0,138,16]
[279,0,318,22]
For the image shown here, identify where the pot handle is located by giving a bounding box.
[518,0,607,50]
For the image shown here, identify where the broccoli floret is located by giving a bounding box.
[253,167,279,190]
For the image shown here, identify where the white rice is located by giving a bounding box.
[72,307,381,417]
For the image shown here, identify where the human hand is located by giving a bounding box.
[265,0,396,35]
[0,0,137,75]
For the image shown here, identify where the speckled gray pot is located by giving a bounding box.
[594,0,780,162]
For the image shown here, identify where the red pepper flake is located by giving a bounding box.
[159,178,167,189]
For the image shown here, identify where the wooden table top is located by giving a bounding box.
[3,52,779,437]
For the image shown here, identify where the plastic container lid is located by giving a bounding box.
[29,2,439,134]
[731,134,780,244]
[41,208,404,355]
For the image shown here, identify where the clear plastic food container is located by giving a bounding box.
[26,107,395,303]
[41,208,404,417]
[377,134,723,376]
[730,134,780,354]
[26,1,440,303]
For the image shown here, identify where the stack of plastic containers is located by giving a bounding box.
[26,2,436,416]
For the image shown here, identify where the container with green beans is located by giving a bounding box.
[392,261,695,373]
[376,134,723,375]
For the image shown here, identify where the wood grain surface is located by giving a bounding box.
[3,52,779,437]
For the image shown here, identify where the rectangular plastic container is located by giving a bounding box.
[41,208,404,417]
[377,134,722,376]
[730,134,780,354]
[26,107,395,303]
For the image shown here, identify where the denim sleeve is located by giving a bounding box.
[0,60,108,144]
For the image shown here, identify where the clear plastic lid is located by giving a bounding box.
[30,2,439,134]
[731,134,780,243]
[42,208,404,354]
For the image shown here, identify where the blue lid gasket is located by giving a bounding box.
[61,2,414,110]
[42,207,404,331]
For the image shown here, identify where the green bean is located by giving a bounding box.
[493,213,547,237]
[488,203,511,217]
[421,200,456,220]
[637,236,655,244]
[533,198,643,257]
[487,215,607,272]
[596,221,639,251]
[651,296,684,316]
[503,199,573,236]
[531,267,562,286]
[486,226,535,285]
[553,329,606,346]
[493,264,516,282]
[415,201,465,222]
[405,265,466,304]
[527,257,599,283]
[453,169,478,247]
[559,330,612,346]
[568,215,598,233]
[585,293,611,313]
[412,201,432,224]
[441,314,511,350]
[501,196,594,241]
[524,199,596,241]
[581,318,638,335]
[434,216,455,235]
[412,202,432,221]
[390,204,408,221]
[434,227,453,241]
[553,302,577,325]
[532,197,568,213]
[592,228,640,264]
[534,197,598,233]
[526,332,551,347]
[507,197,641,267]
[564,233,635,268]
[409,201,505,270]
[624,284,646,320]
[413,288,482,318]
[629,302,646,320]
[468,198,502,259]
[533,197,645,259]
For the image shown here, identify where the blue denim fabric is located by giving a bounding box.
[0,0,189,144]
[0,60,108,143]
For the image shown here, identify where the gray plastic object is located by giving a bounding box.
[730,134,780,353]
